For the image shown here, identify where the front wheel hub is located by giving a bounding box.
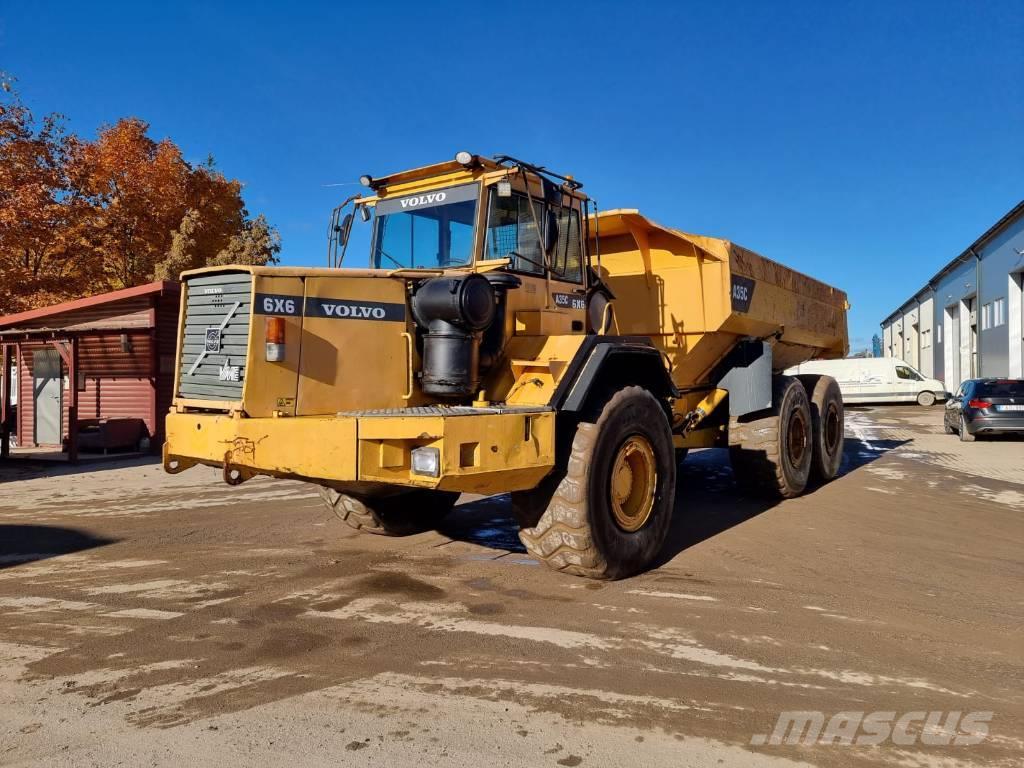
[610,436,657,532]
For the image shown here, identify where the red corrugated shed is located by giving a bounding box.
[0,282,181,456]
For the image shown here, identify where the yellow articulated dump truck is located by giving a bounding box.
[164,153,848,579]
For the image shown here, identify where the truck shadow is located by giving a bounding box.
[0,525,118,570]
[655,436,910,567]
[441,434,910,564]
[438,495,526,553]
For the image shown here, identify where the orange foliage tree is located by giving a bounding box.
[0,76,279,315]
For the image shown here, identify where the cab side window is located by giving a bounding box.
[550,207,583,284]
[485,192,545,275]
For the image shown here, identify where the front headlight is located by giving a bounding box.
[411,447,440,477]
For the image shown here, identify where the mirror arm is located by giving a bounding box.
[327,194,362,268]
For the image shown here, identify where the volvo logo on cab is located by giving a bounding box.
[400,191,447,209]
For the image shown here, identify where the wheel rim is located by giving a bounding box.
[824,404,841,454]
[610,435,657,532]
[787,410,808,465]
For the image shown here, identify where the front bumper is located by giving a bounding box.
[163,407,555,493]
[964,413,1024,435]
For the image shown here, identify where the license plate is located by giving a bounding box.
[996,404,1024,412]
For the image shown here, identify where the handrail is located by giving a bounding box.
[401,332,414,400]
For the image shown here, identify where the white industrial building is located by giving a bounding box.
[881,200,1024,393]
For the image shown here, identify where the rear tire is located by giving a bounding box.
[958,416,976,443]
[796,374,844,483]
[729,376,813,499]
[518,386,675,580]
[319,487,459,536]
[917,391,936,407]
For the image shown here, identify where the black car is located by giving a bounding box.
[944,379,1024,442]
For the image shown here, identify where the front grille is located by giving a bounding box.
[177,272,252,401]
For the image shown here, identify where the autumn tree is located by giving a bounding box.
[0,76,279,315]
[0,77,87,312]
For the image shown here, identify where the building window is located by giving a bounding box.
[993,297,1006,327]
[921,329,931,348]
[981,302,992,330]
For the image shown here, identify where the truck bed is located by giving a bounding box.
[591,209,848,389]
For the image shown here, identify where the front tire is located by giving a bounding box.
[319,487,459,535]
[917,391,936,407]
[518,386,675,580]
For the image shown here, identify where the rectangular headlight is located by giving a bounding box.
[410,446,440,477]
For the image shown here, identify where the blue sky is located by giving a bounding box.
[3,1,1021,349]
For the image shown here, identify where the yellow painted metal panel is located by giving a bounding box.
[298,276,411,414]
[165,411,358,482]
[245,275,305,417]
[166,409,554,493]
[500,334,588,406]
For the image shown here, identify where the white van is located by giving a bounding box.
[785,358,948,406]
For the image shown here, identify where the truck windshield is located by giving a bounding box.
[371,183,478,269]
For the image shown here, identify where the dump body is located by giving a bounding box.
[593,209,849,391]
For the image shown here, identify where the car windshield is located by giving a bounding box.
[371,184,478,269]
[974,380,1024,397]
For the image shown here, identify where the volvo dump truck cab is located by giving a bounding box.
[165,153,849,579]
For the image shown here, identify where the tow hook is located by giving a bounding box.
[222,451,257,486]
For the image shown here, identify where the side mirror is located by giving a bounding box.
[544,209,559,256]
[338,213,354,246]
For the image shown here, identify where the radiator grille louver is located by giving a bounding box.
[177,272,252,401]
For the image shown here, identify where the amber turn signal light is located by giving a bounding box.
[265,316,285,362]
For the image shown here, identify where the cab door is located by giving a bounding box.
[894,363,921,401]
[546,202,588,332]
[481,186,587,337]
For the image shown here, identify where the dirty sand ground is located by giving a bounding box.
[0,406,1021,767]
